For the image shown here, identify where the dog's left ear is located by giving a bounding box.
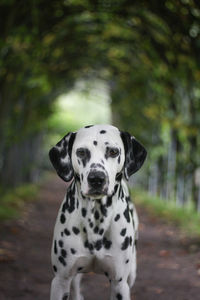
[121,131,147,180]
[49,132,76,182]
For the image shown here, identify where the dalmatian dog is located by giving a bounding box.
[49,124,147,300]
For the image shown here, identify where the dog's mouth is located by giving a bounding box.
[84,187,108,199]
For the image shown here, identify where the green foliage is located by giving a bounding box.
[0,184,39,221]
[0,0,200,210]
[132,189,200,237]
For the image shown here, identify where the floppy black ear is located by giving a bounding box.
[49,132,76,182]
[121,131,147,180]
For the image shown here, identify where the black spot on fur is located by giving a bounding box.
[62,202,66,212]
[99,228,104,235]
[85,125,94,128]
[94,210,100,220]
[100,204,107,217]
[81,208,87,217]
[54,240,58,254]
[81,192,86,199]
[95,239,102,250]
[120,228,127,236]
[103,237,112,249]
[84,240,94,252]
[64,228,70,236]
[118,155,121,164]
[72,227,80,235]
[60,213,66,224]
[61,249,67,258]
[100,130,106,134]
[125,196,131,203]
[58,240,64,248]
[126,259,129,264]
[123,206,130,223]
[121,237,130,250]
[94,226,99,234]
[116,173,123,181]
[93,140,98,146]
[59,256,66,266]
[118,185,125,199]
[114,184,119,194]
[71,248,76,254]
[89,221,94,228]
[106,196,112,207]
[77,148,91,167]
[65,187,76,213]
[105,147,109,160]
[114,214,120,222]
[53,265,57,272]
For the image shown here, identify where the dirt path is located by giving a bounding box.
[0,176,200,300]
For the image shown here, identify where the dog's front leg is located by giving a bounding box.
[50,275,73,300]
[110,279,131,300]
[70,274,84,300]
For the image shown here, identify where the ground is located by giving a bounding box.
[0,176,200,300]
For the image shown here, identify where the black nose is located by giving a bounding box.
[87,171,106,189]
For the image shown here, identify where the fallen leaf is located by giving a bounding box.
[159,249,170,257]
[10,226,20,234]
[0,248,15,262]
[148,286,164,294]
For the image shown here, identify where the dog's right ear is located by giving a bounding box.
[49,132,76,182]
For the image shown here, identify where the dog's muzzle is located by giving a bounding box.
[87,171,107,196]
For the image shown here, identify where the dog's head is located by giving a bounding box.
[49,125,147,198]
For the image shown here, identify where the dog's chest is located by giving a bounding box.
[53,181,135,276]
[80,197,114,242]
[73,196,133,275]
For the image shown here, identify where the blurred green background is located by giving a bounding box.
[0,0,200,223]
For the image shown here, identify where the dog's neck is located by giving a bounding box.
[67,178,128,244]
[64,178,130,249]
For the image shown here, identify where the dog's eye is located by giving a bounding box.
[76,148,87,158]
[107,147,119,158]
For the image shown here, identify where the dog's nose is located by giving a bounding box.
[87,171,106,189]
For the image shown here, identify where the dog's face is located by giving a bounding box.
[49,125,147,198]
[71,125,125,197]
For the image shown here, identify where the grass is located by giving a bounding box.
[132,189,200,238]
[0,184,39,221]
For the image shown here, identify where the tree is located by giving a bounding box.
[1,0,200,211]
